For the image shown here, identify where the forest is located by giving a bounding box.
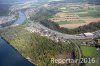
[2,27,79,66]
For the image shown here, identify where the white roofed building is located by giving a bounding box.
[83,33,94,39]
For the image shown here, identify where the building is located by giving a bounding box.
[83,33,94,39]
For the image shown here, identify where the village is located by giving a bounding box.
[25,21,100,49]
[0,13,17,26]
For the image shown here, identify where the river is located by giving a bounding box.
[0,11,35,66]
[13,11,26,25]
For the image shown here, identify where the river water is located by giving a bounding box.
[0,37,35,66]
[13,11,26,25]
[0,11,35,66]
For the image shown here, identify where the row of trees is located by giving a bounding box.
[40,19,100,34]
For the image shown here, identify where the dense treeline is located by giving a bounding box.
[30,7,60,21]
[41,19,100,34]
[2,27,78,66]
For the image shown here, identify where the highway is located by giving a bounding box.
[26,21,85,40]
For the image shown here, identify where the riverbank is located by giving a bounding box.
[0,11,26,28]
[1,27,78,66]
[0,36,35,66]
[0,9,36,66]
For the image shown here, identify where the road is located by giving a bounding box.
[26,21,85,39]
[70,40,82,66]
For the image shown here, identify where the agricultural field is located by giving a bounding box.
[49,3,100,29]
[80,46,97,57]
[80,46,100,66]
[57,20,85,25]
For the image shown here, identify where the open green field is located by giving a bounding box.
[48,15,60,18]
[80,46,100,66]
[61,8,100,18]
[58,6,94,13]
[78,11,100,18]
[58,4,100,18]
[80,46,97,57]
[57,20,85,25]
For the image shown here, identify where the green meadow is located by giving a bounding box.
[57,20,85,25]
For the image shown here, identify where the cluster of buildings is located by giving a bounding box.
[25,22,69,42]
[24,8,36,19]
[25,22,100,48]
[0,14,16,25]
[78,31,100,49]
[10,2,33,12]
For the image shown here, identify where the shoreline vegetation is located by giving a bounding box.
[2,27,79,66]
[0,19,16,27]
[0,13,18,28]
